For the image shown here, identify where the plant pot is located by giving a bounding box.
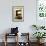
[37,39,40,43]
[37,39,44,44]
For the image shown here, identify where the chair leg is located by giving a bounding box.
[15,34,18,46]
[4,41,7,46]
[16,35,18,46]
[4,33,7,46]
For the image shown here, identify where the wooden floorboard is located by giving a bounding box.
[0,42,46,46]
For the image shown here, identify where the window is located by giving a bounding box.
[36,0,46,26]
[37,0,46,18]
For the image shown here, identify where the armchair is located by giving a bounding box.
[4,27,19,46]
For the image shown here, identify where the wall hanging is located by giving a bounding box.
[12,6,24,22]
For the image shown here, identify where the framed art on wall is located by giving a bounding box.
[12,6,24,22]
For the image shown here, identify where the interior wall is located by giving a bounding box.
[0,0,36,35]
[0,0,36,42]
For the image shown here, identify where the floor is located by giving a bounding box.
[0,42,46,46]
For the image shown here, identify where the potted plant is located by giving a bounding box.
[40,26,45,29]
[32,24,45,30]
[33,32,46,43]
[32,25,39,30]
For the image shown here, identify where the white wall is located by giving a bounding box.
[0,0,37,42]
[0,0,36,35]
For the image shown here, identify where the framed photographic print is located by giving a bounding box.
[12,6,24,22]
